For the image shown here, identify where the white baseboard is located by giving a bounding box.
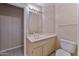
[0,45,23,53]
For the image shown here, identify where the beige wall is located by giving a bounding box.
[42,4,56,33]
[0,4,23,51]
[28,3,77,43]
[55,3,77,43]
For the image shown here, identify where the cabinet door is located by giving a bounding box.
[43,38,56,56]
[47,38,56,54]
[43,43,49,56]
[32,46,43,56]
[43,41,55,56]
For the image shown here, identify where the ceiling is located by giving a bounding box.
[21,3,54,7]
[35,3,54,7]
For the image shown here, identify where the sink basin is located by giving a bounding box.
[27,33,56,42]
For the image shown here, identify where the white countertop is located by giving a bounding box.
[27,33,57,42]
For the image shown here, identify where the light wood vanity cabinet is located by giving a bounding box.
[26,36,58,56]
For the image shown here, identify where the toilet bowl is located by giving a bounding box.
[56,49,71,56]
[56,39,76,56]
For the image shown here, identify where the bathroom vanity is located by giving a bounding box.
[26,33,59,56]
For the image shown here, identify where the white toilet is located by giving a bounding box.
[56,39,76,56]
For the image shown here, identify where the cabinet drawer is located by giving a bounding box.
[31,39,48,48]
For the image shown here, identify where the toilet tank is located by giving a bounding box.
[60,39,76,54]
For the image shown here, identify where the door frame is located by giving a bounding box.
[77,3,79,56]
[8,3,28,56]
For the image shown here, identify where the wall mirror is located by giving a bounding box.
[28,5,42,34]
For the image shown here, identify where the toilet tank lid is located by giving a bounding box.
[60,39,76,45]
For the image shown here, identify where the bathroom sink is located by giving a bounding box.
[27,33,56,42]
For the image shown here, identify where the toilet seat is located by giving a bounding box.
[56,49,71,56]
